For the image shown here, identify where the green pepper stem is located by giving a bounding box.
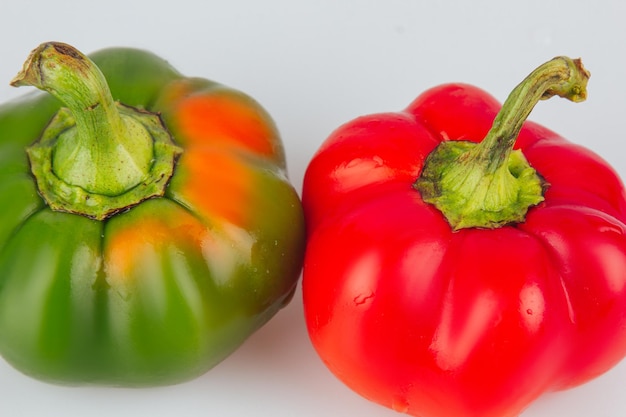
[415,57,590,230]
[11,42,153,196]
[11,42,182,220]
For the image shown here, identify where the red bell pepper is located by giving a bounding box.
[302,57,626,417]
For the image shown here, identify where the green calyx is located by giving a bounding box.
[415,56,590,230]
[11,42,182,220]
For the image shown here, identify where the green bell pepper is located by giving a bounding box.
[0,42,305,386]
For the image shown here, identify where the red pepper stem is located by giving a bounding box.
[415,56,590,230]
[478,57,590,174]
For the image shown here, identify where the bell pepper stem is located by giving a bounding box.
[415,57,590,230]
[11,42,153,196]
[11,42,182,220]
[479,57,589,172]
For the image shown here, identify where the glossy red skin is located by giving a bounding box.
[302,84,626,417]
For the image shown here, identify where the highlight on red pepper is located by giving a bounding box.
[0,42,305,386]
[302,57,626,417]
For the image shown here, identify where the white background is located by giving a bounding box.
[1,1,626,416]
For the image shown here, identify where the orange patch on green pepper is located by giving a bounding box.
[175,93,277,157]
[104,209,206,281]
[174,148,253,226]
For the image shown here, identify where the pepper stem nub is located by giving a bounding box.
[415,56,590,230]
[11,42,182,220]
